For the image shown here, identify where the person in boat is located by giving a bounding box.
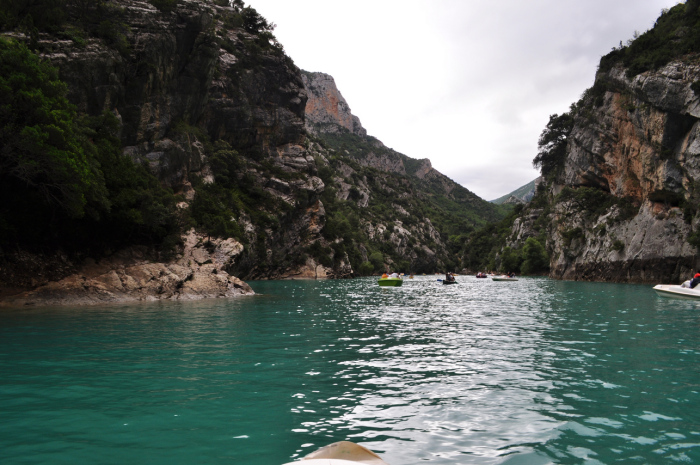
[389,272,400,278]
[690,273,700,288]
[445,272,455,282]
[381,273,388,279]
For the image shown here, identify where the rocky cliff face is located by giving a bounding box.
[0,0,506,305]
[512,57,700,283]
[0,0,323,303]
[44,0,309,198]
[302,71,366,137]
[559,61,700,203]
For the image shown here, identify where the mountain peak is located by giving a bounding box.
[302,70,367,137]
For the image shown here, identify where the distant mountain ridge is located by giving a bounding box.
[490,178,540,204]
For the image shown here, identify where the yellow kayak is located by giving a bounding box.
[281,441,389,465]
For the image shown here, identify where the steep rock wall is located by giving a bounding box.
[0,0,334,304]
[45,0,308,193]
[544,59,700,282]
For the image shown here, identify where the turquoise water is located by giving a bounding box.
[1,276,699,464]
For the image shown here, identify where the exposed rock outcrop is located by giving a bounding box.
[559,61,700,202]
[42,0,307,197]
[1,230,253,307]
[302,71,366,137]
[0,0,320,304]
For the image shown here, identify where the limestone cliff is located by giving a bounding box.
[547,58,700,282]
[510,51,700,282]
[42,0,309,199]
[302,71,366,137]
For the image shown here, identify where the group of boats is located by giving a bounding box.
[377,272,519,287]
[376,275,700,300]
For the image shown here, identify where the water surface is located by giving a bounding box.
[1,276,699,464]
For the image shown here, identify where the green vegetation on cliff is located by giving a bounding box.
[307,121,509,274]
[460,196,549,275]
[0,38,179,255]
[600,0,700,77]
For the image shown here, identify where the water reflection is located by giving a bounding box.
[1,277,699,464]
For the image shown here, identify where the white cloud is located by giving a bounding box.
[251,0,682,200]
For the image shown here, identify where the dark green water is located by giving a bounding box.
[1,276,699,464]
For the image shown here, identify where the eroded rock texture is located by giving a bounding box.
[529,59,700,283]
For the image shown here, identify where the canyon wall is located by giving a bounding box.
[511,58,700,283]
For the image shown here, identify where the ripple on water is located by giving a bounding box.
[0,277,699,464]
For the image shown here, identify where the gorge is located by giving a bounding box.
[3,0,700,306]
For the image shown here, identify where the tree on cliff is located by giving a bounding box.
[533,112,573,178]
[520,237,549,275]
[0,38,178,253]
[0,0,67,34]
[0,37,101,219]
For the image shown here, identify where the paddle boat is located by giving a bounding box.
[378,277,403,287]
[653,283,700,300]
[281,441,389,465]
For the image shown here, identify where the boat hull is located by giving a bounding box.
[443,280,457,285]
[378,278,403,287]
[653,284,700,300]
[281,441,389,465]
[492,277,518,281]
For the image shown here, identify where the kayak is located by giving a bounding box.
[653,284,700,300]
[281,441,389,465]
[442,280,457,285]
[378,277,403,287]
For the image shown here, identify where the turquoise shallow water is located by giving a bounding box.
[1,276,699,464]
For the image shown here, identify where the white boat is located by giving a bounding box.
[281,441,389,465]
[653,284,700,300]
[492,276,518,281]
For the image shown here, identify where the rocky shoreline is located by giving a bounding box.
[0,230,254,308]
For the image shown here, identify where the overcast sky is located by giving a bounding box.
[251,0,682,200]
